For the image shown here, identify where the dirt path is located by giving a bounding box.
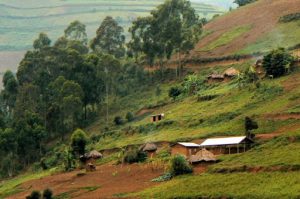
[8,164,163,199]
[263,113,300,120]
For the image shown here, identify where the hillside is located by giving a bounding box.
[2,0,300,198]
[189,0,300,58]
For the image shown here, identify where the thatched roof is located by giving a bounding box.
[88,150,103,159]
[141,143,158,152]
[223,67,240,77]
[189,149,216,163]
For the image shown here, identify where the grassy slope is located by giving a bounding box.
[136,172,300,199]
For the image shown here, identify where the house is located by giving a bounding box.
[200,136,253,155]
[80,150,103,164]
[140,143,158,158]
[151,113,165,122]
[171,142,200,157]
[189,148,217,164]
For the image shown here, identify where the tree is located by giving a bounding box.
[33,33,51,50]
[71,129,88,156]
[126,112,134,122]
[90,16,126,58]
[234,0,256,7]
[169,87,182,100]
[64,20,88,44]
[128,0,202,76]
[245,117,258,139]
[26,191,41,199]
[42,188,53,199]
[262,48,294,78]
[1,70,18,113]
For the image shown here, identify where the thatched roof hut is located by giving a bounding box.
[141,143,158,152]
[88,150,103,159]
[223,67,240,77]
[189,149,216,163]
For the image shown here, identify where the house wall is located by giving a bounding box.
[171,145,200,157]
[204,144,251,155]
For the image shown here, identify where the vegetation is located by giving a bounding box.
[123,148,147,164]
[262,48,294,78]
[169,155,193,176]
[279,13,300,23]
[234,0,257,7]
[70,129,88,156]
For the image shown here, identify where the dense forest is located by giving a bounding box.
[0,0,205,178]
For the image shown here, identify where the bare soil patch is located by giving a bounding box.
[7,164,163,199]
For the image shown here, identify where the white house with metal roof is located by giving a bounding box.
[200,136,253,155]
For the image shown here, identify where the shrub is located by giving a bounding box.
[168,87,182,100]
[71,129,88,156]
[43,188,53,199]
[126,112,134,122]
[169,155,193,176]
[151,172,173,182]
[26,191,41,199]
[279,13,300,23]
[234,0,256,7]
[123,149,147,164]
[114,116,124,125]
[262,48,294,78]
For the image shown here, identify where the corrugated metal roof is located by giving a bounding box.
[178,142,200,147]
[200,136,247,147]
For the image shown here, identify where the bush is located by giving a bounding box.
[26,191,41,199]
[71,129,88,156]
[114,116,124,125]
[168,87,182,100]
[169,155,193,176]
[126,112,134,122]
[262,48,294,78]
[279,12,300,23]
[123,149,147,164]
[234,0,256,7]
[43,188,53,199]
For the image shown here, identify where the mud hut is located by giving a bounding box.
[140,143,158,158]
[189,149,217,164]
[171,142,200,158]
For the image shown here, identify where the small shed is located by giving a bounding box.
[171,142,200,157]
[200,136,253,155]
[140,143,158,158]
[80,150,103,164]
[189,149,217,164]
[151,113,165,122]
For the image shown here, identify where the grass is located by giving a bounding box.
[199,25,252,52]
[239,21,300,54]
[134,172,300,198]
[0,169,54,198]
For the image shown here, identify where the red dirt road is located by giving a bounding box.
[8,164,164,199]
